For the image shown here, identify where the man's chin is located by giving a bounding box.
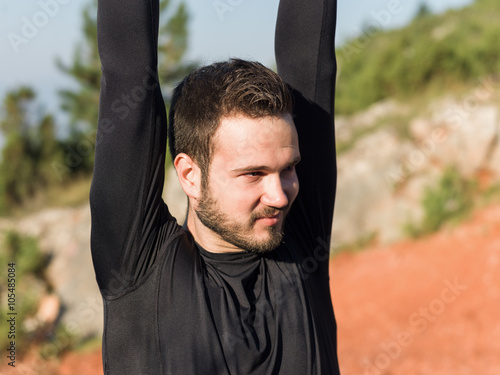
[243,229,284,254]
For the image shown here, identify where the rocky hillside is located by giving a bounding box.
[333,76,500,247]
[0,205,103,341]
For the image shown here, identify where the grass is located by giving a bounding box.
[483,183,500,205]
[73,335,102,353]
[331,232,377,257]
[45,176,92,208]
[0,231,49,356]
[2,176,92,219]
[404,167,476,238]
[336,109,414,156]
[335,0,500,115]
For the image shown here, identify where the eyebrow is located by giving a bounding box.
[231,155,301,173]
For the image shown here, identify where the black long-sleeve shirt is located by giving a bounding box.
[90,0,339,373]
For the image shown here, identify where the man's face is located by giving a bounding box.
[195,114,300,253]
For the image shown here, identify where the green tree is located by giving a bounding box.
[335,0,500,114]
[57,3,101,138]
[56,0,196,173]
[0,87,35,135]
[158,0,198,85]
[414,2,432,19]
[58,0,196,134]
[0,88,64,214]
[0,231,49,355]
[404,167,476,237]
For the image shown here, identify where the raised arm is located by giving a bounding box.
[275,0,337,115]
[275,0,338,246]
[90,0,174,296]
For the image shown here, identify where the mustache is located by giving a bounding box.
[251,206,289,221]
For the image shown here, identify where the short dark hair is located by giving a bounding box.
[168,58,293,176]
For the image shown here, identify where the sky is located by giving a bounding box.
[0,0,475,126]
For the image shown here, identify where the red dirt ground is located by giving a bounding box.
[4,204,500,374]
[332,203,500,375]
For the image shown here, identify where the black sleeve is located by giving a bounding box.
[275,0,337,260]
[90,0,179,296]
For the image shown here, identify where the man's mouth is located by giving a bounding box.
[255,213,281,226]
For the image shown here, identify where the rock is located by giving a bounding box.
[433,104,499,177]
[11,205,103,339]
[37,294,61,326]
[335,100,404,143]
[333,130,417,245]
[332,88,500,248]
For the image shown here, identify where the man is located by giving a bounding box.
[90,0,339,374]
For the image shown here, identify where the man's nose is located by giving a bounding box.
[261,175,289,208]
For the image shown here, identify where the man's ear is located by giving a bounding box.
[174,153,202,200]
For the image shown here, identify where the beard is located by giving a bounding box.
[195,185,287,254]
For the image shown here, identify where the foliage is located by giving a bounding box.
[158,0,198,86]
[1,231,47,278]
[483,183,500,204]
[57,3,101,139]
[39,324,77,360]
[336,110,416,156]
[0,87,35,135]
[0,0,194,213]
[405,167,476,238]
[0,231,49,355]
[332,232,377,256]
[414,2,432,20]
[335,0,500,114]
[0,88,66,214]
[57,0,196,134]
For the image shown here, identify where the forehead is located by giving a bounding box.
[212,114,299,165]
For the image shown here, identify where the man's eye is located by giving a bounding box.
[246,172,261,177]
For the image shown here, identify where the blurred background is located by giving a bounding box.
[1,0,499,373]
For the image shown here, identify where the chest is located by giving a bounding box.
[158,254,317,374]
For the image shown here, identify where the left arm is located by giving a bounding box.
[275,0,338,256]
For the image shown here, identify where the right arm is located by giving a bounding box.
[90,0,177,296]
